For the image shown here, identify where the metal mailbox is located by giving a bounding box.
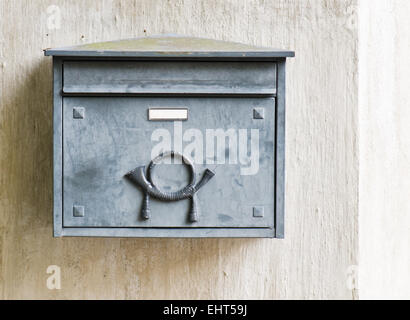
[44,35,294,238]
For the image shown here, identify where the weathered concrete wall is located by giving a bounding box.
[0,0,358,299]
[358,0,410,299]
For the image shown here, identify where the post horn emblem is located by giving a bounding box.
[125,151,215,222]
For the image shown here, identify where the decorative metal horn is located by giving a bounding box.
[125,151,215,222]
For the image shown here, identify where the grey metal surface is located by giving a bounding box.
[63,61,277,95]
[44,35,295,58]
[60,227,275,238]
[275,61,286,239]
[62,97,276,228]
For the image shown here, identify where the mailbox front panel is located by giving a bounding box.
[62,97,275,229]
[47,36,293,238]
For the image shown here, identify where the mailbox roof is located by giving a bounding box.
[44,35,295,58]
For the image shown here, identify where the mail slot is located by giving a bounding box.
[45,35,294,238]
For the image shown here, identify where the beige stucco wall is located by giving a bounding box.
[359,0,410,299]
[0,0,359,299]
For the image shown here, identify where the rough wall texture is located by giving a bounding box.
[0,0,358,299]
[359,0,410,299]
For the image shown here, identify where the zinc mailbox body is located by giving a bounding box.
[44,36,294,238]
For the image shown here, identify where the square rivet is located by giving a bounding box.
[253,206,264,218]
[73,205,85,217]
[73,107,85,119]
[253,108,265,119]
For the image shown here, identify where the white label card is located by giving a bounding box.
[148,108,188,121]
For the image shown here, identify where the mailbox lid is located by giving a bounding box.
[62,97,275,228]
[44,35,295,58]
[63,61,277,95]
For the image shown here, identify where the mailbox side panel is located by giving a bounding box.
[275,60,286,238]
[53,57,63,237]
